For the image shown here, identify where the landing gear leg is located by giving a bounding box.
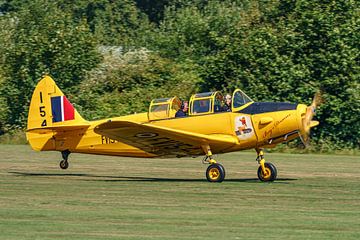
[256,148,277,182]
[59,150,70,170]
[202,145,225,183]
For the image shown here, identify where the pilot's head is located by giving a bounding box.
[181,101,189,112]
[225,94,232,105]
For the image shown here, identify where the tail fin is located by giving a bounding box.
[26,75,89,151]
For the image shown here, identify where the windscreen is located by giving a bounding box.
[233,90,253,108]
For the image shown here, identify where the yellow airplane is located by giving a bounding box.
[26,76,320,182]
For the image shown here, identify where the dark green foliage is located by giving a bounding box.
[57,0,151,46]
[135,0,175,24]
[135,0,211,24]
[149,0,360,148]
[0,0,358,149]
[1,0,151,47]
[74,49,201,120]
[0,0,101,127]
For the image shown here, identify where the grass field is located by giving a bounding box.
[0,145,359,239]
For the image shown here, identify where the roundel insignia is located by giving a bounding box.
[135,132,159,138]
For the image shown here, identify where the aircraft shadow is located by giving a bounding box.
[9,171,297,183]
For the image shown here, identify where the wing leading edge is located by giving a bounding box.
[94,120,238,157]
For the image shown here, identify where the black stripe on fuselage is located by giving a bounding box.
[237,102,297,114]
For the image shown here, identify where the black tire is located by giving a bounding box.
[60,160,69,170]
[257,162,277,182]
[218,163,226,177]
[206,163,225,183]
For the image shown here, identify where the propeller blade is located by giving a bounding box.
[300,91,323,146]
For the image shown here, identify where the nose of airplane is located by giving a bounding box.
[296,92,322,145]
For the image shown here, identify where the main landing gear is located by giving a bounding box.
[202,145,225,183]
[59,150,70,170]
[256,149,277,182]
[202,145,277,183]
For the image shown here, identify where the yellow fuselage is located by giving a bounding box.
[34,105,305,158]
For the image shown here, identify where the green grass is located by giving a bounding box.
[0,145,359,239]
[0,131,27,144]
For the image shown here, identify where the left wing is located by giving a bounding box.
[94,120,238,157]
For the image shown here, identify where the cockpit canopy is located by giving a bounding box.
[189,91,223,115]
[148,97,181,121]
[148,88,253,120]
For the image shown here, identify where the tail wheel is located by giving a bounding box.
[206,163,225,183]
[257,162,277,182]
[60,160,69,170]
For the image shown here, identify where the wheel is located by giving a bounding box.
[59,160,69,169]
[257,162,277,182]
[206,163,225,183]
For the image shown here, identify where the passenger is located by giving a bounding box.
[175,101,189,117]
[222,94,232,112]
[198,99,210,113]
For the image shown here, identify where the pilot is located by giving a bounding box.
[222,94,232,112]
[175,101,189,117]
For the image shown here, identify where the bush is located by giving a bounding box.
[74,47,202,120]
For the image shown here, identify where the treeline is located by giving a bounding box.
[0,0,359,149]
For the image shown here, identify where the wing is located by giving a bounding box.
[94,120,238,157]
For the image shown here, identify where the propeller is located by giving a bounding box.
[299,91,323,146]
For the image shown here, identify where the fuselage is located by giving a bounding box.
[48,102,307,158]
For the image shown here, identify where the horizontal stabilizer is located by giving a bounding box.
[27,124,90,133]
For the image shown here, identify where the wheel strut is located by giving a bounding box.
[256,149,267,176]
[60,150,70,170]
[256,148,277,182]
[201,145,216,164]
[202,145,225,182]
[61,150,70,161]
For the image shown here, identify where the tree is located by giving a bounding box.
[0,0,101,128]
[135,0,210,24]
[147,0,360,148]
[74,48,201,120]
[57,0,151,47]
